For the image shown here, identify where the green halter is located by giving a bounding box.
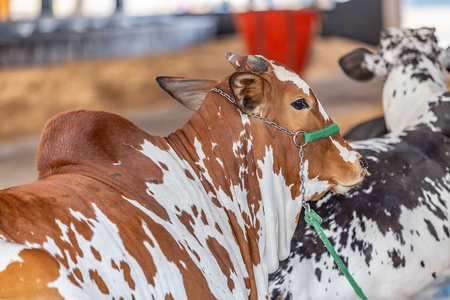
[293,123,340,147]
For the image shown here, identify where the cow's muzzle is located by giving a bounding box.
[359,157,370,176]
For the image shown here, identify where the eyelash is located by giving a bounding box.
[291,99,309,110]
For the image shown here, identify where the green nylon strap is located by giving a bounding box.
[304,123,340,144]
[304,209,368,300]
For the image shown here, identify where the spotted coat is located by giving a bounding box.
[269,28,450,300]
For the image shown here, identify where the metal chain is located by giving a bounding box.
[299,145,310,211]
[211,87,309,210]
[211,88,295,136]
[247,113,295,136]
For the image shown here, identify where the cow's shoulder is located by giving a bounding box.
[36,110,151,178]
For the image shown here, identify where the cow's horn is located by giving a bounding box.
[226,52,239,66]
[247,55,268,73]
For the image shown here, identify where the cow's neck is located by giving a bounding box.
[382,54,447,133]
[166,89,303,292]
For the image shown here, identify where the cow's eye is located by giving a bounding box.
[291,98,309,110]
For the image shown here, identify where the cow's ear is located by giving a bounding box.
[229,72,266,114]
[439,46,450,73]
[156,76,217,111]
[339,48,377,81]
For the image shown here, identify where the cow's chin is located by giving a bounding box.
[331,178,363,194]
[330,173,365,195]
[306,177,363,201]
[331,184,355,195]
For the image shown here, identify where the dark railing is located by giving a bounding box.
[0,0,219,67]
[115,0,124,14]
[41,0,54,17]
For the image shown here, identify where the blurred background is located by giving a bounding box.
[0,0,449,189]
[0,0,450,298]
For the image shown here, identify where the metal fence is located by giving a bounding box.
[0,0,218,66]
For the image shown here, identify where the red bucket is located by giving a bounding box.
[233,9,320,75]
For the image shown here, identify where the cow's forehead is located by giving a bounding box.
[379,28,438,56]
[266,60,311,96]
[382,27,433,41]
[261,58,330,121]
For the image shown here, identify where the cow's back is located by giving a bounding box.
[0,110,172,298]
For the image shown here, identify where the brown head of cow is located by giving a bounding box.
[158,53,366,275]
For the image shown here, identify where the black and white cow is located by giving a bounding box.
[269,27,450,299]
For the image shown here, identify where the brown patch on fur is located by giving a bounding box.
[0,248,64,299]
[91,246,102,261]
[89,269,110,295]
[206,237,236,292]
[211,196,222,208]
[120,261,136,290]
[159,162,169,171]
[177,210,196,235]
[73,267,84,283]
[191,205,199,218]
[215,223,223,234]
[200,210,208,225]
[185,169,195,180]
[111,259,119,271]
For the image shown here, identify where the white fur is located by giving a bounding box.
[0,241,26,273]
[269,61,310,96]
[382,65,446,133]
[331,137,358,163]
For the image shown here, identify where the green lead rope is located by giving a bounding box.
[304,209,368,300]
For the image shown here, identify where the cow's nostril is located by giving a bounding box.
[359,157,370,176]
[359,157,368,169]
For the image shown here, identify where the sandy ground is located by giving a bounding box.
[0,34,384,188]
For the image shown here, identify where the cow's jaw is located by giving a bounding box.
[257,152,333,277]
[332,182,359,194]
[256,147,303,277]
[331,172,365,195]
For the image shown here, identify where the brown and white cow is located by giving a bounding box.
[0,53,365,299]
